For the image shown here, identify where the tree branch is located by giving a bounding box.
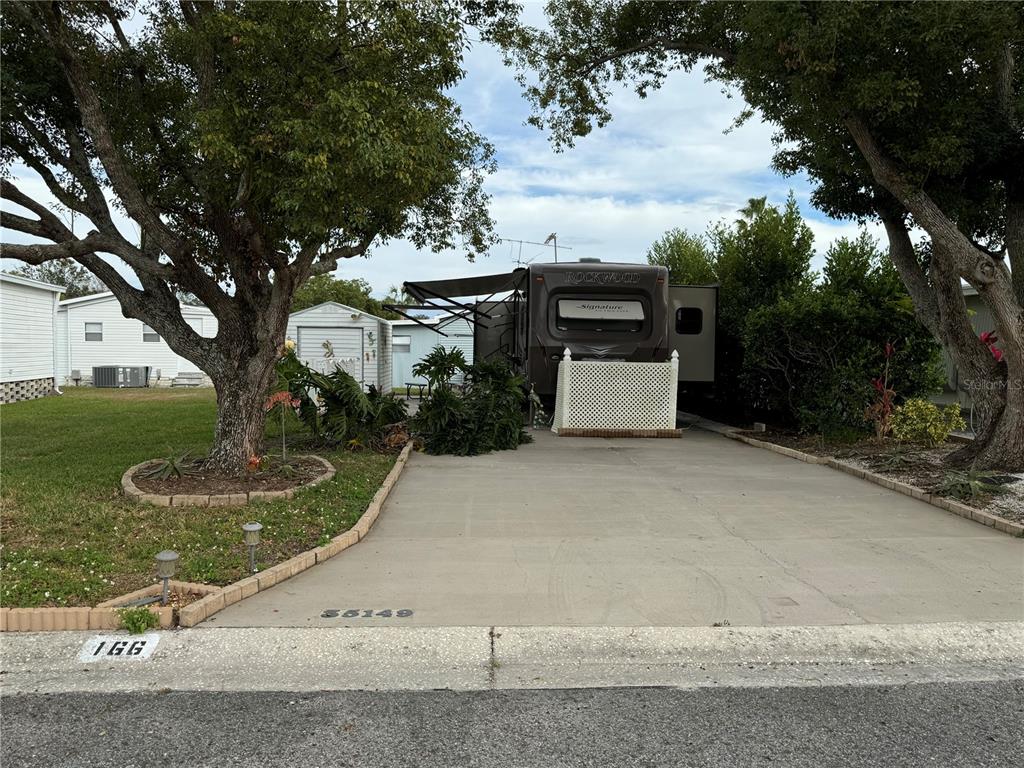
[292,235,376,283]
[37,2,188,261]
[875,200,939,337]
[845,114,1008,287]
[0,179,74,240]
[575,38,734,80]
[1,233,113,263]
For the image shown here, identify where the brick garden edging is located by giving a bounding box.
[177,441,416,627]
[121,454,336,507]
[1,580,219,633]
[2,443,414,632]
[721,430,1024,538]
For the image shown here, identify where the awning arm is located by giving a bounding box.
[383,305,450,337]
[405,283,494,321]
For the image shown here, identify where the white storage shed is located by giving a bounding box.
[0,272,65,403]
[56,292,218,386]
[286,302,392,393]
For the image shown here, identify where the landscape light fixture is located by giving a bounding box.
[154,550,179,606]
[242,522,263,574]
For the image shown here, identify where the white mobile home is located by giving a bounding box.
[391,316,474,390]
[0,272,65,403]
[286,302,392,393]
[56,292,218,386]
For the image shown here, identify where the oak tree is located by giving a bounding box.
[1,1,496,470]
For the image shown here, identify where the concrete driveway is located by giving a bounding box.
[210,429,1024,628]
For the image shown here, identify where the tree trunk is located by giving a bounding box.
[207,370,273,472]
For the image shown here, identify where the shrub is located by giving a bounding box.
[890,399,966,446]
[412,345,467,390]
[741,233,944,435]
[934,469,1006,501]
[274,352,407,450]
[412,359,530,455]
[118,606,159,634]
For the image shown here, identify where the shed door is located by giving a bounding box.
[297,326,364,383]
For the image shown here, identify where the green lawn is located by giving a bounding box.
[0,387,395,607]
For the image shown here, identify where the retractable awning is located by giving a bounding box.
[403,269,526,303]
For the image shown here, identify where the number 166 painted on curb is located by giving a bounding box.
[320,609,413,618]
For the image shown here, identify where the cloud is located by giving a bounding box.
[2,22,878,297]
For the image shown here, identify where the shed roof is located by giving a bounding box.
[288,301,388,322]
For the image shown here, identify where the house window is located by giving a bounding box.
[675,307,703,335]
[393,335,412,353]
[142,324,160,343]
[85,322,103,342]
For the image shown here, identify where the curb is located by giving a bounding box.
[0,580,219,633]
[706,426,1024,538]
[121,455,336,507]
[178,441,415,627]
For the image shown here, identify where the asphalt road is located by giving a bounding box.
[3,681,1022,767]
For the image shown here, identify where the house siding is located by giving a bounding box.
[1,278,59,386]
[391,318,475,389]
[57,295,218,385]
[939,291,998,408]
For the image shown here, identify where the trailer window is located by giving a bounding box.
[675,307,703,335]
[556,300,644,332]
[393,335,411,353]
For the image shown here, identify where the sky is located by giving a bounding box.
[1,6,881,298]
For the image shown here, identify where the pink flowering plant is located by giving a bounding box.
[979,331,1004,363]
[864,341,897,440]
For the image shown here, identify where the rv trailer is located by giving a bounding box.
[396,260,716,399]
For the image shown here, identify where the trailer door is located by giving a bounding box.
[669,285,717,382]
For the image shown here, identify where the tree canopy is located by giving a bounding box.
[496,0,1024,468]
[1,0,501,469]
[290,275,398,319]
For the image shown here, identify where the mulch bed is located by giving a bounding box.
[739,430,1024,525]
[132,455,324,495]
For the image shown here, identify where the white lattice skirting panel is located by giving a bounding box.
[552,350,679,435]
[306,357,361,378]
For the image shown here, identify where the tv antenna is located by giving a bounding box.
[500,236,572,267]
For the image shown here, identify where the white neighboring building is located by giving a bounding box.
[56,292,218,386]
[391,316,475,389]
[0,272,65,403]
[286,302,392,393]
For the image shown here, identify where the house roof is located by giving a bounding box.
[59,291,212,314]
[288,301,388,322]
[0,271,66,293]
[59,291,116,307]
[390,315,472,327]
